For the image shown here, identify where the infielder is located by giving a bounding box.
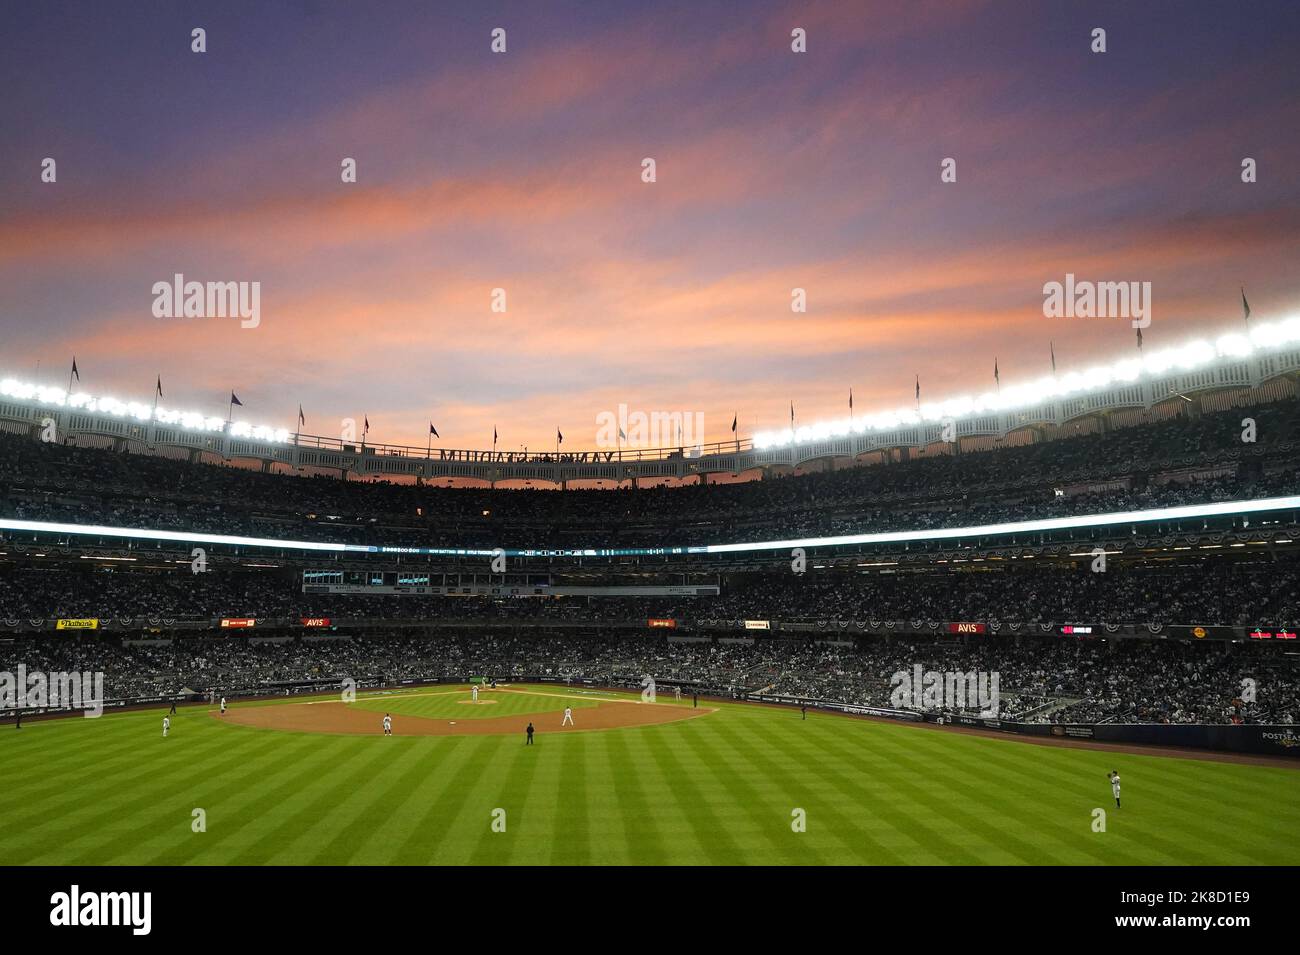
[1108,770,1121,808]
[382,713,392,736]
[219,696,227,715]
[562,706,574,727]
[162,716,170,738]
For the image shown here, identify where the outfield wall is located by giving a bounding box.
[919,713,1300,758]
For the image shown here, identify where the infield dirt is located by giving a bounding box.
[217,694,714,736]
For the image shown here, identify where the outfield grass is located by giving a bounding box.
[2,685,1297,865]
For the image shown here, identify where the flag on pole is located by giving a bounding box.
[230,391,243,407]
[731,413,737,434]
[429,422,439,438]
[1136,327,1144,351]
[298,405,306,428]
[848,388,853,413]
[493,426,498,449]
[362,415,370,438]
[994,358,1000,388]
[557,427,563,445]
[1241,286,1251,323]
[790,401,795,428]
[618,425,626,441]
[155,376,163,399]
[1050,341,1057,375]
[915,375,920,404]
[71,358,79,382]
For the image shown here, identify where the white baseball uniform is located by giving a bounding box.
[562,706,574,726]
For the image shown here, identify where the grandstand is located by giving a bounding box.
[3,344,1299,750]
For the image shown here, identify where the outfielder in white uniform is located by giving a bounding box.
[1108,771,1121,808]
[562,706,574,727]
[383,714,392,736]
[162,716,170,738]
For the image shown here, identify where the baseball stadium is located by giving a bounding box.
[2,320,1300,866]
[3,3,1300,934]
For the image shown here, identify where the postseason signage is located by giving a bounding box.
[647,618,677,629]
[1249,628,1297,640]
[55,618,99,630]
[220,618,256,629]
[744,620,771,630]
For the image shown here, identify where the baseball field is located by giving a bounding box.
[3,684,1298,865]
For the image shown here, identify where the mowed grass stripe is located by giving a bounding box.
[381,737,490,865]
[145,732,359,865]
[840,723,1136,864]
[424,736,523,865]
[828,724,1096,864]
[639,723,747,865]
[15,722,287,863]
[0,711,235,823]
[3,687,1298,866]
[546,731,592,865]
[603,728,669,865]
[229,737,406,865]
[708,717,907,864]
[480,732,565,865]
[935,732,1300,867]
[464,733,543,865]
[306,739,455,865]
[575,732,634,865]
[88,731,327,865]
[759,720,956,864]
[674,716,827,865]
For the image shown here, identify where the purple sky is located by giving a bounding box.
[2,0,1298,451]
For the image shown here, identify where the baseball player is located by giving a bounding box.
[1108,770,1121,808]
[561,706,574,727]
[471,683,479,703]
[162,716,170,738]
[382,713,392,736]
[219,696,227,716]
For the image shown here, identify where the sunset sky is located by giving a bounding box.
[2,0,1299,451]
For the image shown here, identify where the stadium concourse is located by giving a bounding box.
[2,395,1299,737]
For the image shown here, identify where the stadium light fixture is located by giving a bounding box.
[753,317,1300,450]
[1,494,1296,559]
[0,377,290,444]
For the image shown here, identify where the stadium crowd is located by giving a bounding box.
[3,560,1299,626]
[1,631,1293,726]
